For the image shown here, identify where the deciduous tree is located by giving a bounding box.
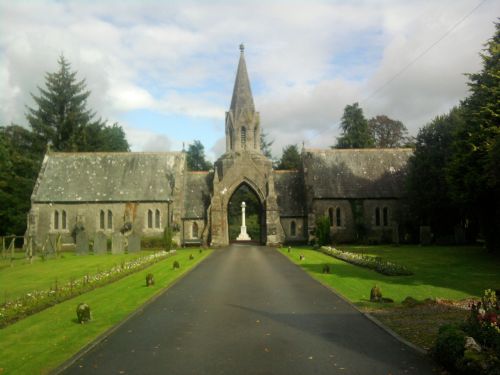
[368,115,410,148]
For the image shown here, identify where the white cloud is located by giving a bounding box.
[0,0,498,160]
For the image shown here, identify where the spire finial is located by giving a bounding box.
[239,43,244,53]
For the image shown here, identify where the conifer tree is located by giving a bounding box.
[26,55,129,153]
[335,103,374,148]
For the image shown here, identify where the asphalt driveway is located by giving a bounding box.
[61,245,436,375]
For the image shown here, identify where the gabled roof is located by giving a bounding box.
[183,172,212,219]
[32,152,184,202]
[303,148,412,199]
[230,45,255,112]
[274,170,305,217]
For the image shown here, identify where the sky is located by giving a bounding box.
[0,0,498,161]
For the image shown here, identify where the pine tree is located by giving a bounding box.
[186,140,212,171]
[26,55,129,153]
[335,103,374,148]
[277,144,301,170]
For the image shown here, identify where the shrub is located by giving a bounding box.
[163,227,173,251]
[322,264,330,274]
[141,236,164,249]
[319,246,413,276]
[76,303,91,324]
[432,324,466,369]
[315,216,331,246]
[146,273,155,287]
[370,285,382,302]
[173,260,180,269]
[189,254,194,260]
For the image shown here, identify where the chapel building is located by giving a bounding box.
[27,46,411,248]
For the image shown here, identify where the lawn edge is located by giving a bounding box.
[276,248,428,356]
[50,249,215,375]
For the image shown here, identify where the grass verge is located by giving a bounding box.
[279,245,500,350]
[0,249,212,375]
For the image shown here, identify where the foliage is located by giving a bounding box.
[146,273,155,287]
[432,324,466,369]
[173,260,180,269]
[314,216,331,246]
[141,236,164,249]
[335,103,375,148]
[448,22,500,252]
[406,107,466,238]
[163,226,174,251]
[319,246,413,276]
[0,251,174,328]
[76,303,91,324]
[186,140,212,171]
[368,115,411,148]
[0,125,41,236]
[227,184,261,241]
[260,131,274,159]
[277,144,301,170]
[26,55,129,154]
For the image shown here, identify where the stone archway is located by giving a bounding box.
[227,182,265,244]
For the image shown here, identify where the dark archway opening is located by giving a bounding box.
[227,183,264,244]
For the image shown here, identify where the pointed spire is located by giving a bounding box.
[230,44,255,112]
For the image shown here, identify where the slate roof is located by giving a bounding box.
[274,170,305,217]
[303,148,412,199]
[230,46,255,112]
[183,172,212,219]
[32,152,184,202]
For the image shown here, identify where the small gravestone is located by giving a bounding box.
[76,231,89,255]
[111,232,124,254]
[419,226,432,245]
[127,233,141,253]
[93,232,107,255]
[47,233,58,254]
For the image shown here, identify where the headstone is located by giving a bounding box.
[127,233,141,253]
[93,232,107,255]
[111,232,124,254]
[392,222,400,245]
[419,226,432,245]
[76,231,89,255]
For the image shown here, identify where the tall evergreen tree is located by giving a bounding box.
[186,140,212,171]
[448,22,500,251]
[335,103,374,148]
[26,55,129,153]
[260,131,274,159]
[277,144,301,170]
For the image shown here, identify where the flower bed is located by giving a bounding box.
[0,250,175,328]
[319,246,413,276]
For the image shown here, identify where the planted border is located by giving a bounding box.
[0,250,175,328]
[319,246,413,276]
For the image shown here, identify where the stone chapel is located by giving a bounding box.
[27,46,412,248]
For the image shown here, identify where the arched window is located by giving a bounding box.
[61,210,67,230]
[375,207,381,226]
[54,210,59,230]
[99,210,105,230]
[290,221,296,237]
[328,207,334,227]
[383,207,389,226]
[147,209,153,229]
[155,209,160,228]
[336,207,341,227]
[107,210,113,229]
[241,127,246,148]
[192,222,199,238]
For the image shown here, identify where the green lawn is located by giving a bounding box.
[0,249,212,375]
[280,245,500,305]
[0,251,161,301]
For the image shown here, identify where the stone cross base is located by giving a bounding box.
[237,226,251,241]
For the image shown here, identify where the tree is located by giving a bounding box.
[260,131,274,159]
[368,115,410,148]
[277,144,301,170]
[186,140,212,171]
[26,55,129,154]
[0,125,41,236]
[448,22,500,251]
[406,108,465,239]
[335,103,374,148]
